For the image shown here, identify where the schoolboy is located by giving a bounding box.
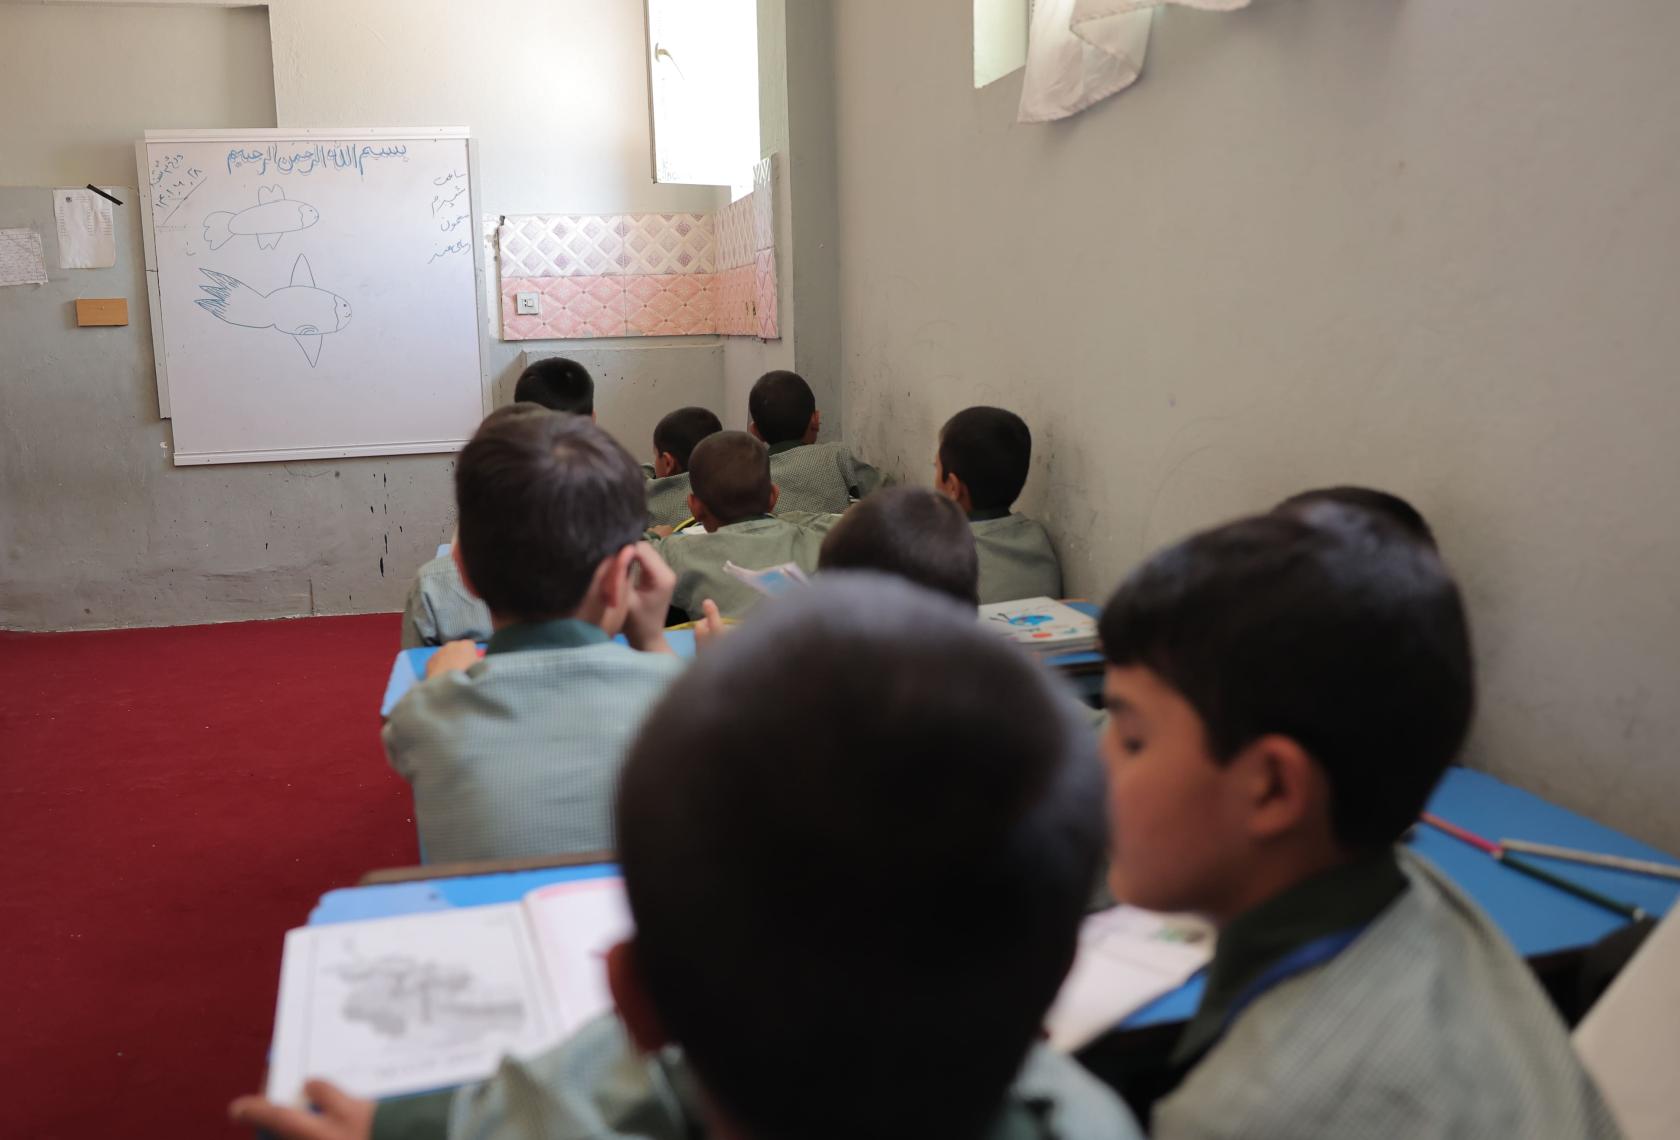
[1096,507,1621,1138]
[819,484,980,607]
[383,411,683,864]
[644,405,723,529]
[233,576,1142,1140]
[936,406,1063,604]
[399,357,599,648]
[749,369,883,513]
[657,430,829,620]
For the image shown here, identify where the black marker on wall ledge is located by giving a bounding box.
[86,185,123,206]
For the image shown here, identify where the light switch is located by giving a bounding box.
[515,292,541,316]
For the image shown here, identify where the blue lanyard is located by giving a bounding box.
[1218,925,1368,1037]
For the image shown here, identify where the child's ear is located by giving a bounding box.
[654,451,678,479]
[606,940,671,1054]
[594,544,639,611]
[768,483,780,513]
[748,421,764,442]
[804,409,821,444]
[1232,734,1325,843]
[451,541,481,600]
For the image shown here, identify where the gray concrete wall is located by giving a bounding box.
[0,0,727,630]
[831,0,1680,852]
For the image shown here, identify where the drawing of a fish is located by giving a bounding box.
[194,254,351,367]
[202,186,320,251]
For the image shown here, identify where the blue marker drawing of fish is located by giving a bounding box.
[202,186,319,251]
[195,254,351,367]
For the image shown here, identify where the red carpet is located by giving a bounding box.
[0,614,418,1140]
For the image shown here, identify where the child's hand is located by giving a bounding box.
[426,639,482,678]
[694,599,729,653]
[229,1080,373,1140]
[649,524,676,538]
[623,542,677,653]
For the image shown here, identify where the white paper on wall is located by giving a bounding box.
[0,227,49,286]
[54,188,117,269]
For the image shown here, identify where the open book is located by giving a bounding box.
[265,876,629,1106]
[1044,906,1214,1052]
[978,596,1099,656]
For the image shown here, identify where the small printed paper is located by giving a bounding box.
[54,188,117,269]
[724,560,811,597]
[1044,906,1214,1052]
[0,228,49,286]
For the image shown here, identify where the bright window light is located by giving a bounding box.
[647,0,760,190]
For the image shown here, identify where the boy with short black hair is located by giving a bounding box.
[1274,484,1437,548]
[384,410,683,864]
[748,369,882,513]
[233,575,1142,1140]
[1096,507,1620,1138]
[657,430,830,620]
[513,355,595,416]
[819,484,980,607]
[644,405,723,529]
[937,406,1063,604]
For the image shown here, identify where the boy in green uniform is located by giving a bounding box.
[383,410,683,864]
[657,430,830,620]
[233,575,1145,1140]
[936,407,1063,604]
[643,405,723,529]
[819,484,980,607]
[400,358,597,648]
[1095,505,1622,1139]
[749,369,883,513]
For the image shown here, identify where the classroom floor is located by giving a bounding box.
[0,614,418,1140]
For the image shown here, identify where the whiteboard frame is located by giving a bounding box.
[135,127,491,459]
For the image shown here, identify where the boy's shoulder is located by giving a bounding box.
[1156,851,1620,1139]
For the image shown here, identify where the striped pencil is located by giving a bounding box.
[1418,814,1649,923]
[1499,838,1680,883]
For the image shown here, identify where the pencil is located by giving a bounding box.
[1498,838,1680,883]
[1420,813,1501,855]
[1496,851,1648,923]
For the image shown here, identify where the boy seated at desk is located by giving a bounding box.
[232,576,1142,1140]
[643,405,723,529]
[657,430,829,621]
[819,484,980,607]
[1095,505,1621,1139]
[399,357,598,648]
[749,369,883,513]
[936,406,1063,604]
[383,410,683,865]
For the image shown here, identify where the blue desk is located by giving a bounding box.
[310,767,1677,1032]
[436,543,452,560]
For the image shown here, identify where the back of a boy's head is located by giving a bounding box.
[1100,508,1473,852]
[819,485,980,607]
[746,369,815,443]
[687,430,773,523]
[617,575,1106,1140]
[652,406,724,472]
[1274,485,1437,549]
[938,406,1032,511]
[512,357,595,415]
[455,410,645,619]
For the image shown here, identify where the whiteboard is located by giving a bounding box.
[138,128,487,465]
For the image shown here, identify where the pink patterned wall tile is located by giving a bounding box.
[617,213,717,275]
[499,215,626,277]
[755,250,779,340]
[714,265,756,336]
[625,274,718,337]
[752,155,776,252]
[715,196,755,270]
[500,275,629,340]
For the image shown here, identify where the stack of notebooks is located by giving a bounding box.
[978,597,1099,656]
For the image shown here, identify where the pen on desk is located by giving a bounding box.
[1420,814,1648,923]
[1419,813,1501,855]
[1498,838,1680,883]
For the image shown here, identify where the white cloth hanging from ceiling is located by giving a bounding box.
[1018,0,1254,124]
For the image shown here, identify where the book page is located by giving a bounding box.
[266,905,562,1105]
[1043,906,1214,1052]
[522,876,634,1035]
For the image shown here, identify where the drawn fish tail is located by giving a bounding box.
[202,212,235,251]
[194,270,270,328]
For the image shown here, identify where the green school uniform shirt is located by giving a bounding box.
[1152,848,1624,1140]
[970,509,1064,605]
[401,554,493,649]
[643,471,694,530]
[766,440,884,514]
[371,1013,1145,1140]
[656,513,829,620]
[381,619,683,864]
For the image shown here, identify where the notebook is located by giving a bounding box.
[978,596,1099,655]
[1045,906,1214,1052]
[265,876,630,1106]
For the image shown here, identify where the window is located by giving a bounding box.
[975,0,1031,89]
[646,0,760,191]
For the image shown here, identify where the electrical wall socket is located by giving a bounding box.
[515,292,541,316]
